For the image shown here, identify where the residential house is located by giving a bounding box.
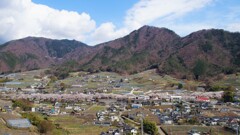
[131,104,142,109]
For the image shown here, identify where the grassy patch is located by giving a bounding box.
[214,73,240,89]
[162,125,234,135]
[68,125,112,135]
[84,105,106,115]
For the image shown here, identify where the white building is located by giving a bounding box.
[170,96,182,102]
[31,107,35,112]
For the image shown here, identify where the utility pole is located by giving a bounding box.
[141,116,143,135]
[140,111,145,135]
[237,124,239,135]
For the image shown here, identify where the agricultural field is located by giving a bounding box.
[0,112,22,121]
[49,115,114,135]
[58,69,198,94]
[1,69,205,94]
[143,105,174,111]
[161,125,235,135]
[84,105,107,115]
[2,69,46,89]
[214,73,240,90]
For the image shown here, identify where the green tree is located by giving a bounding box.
[38,120,53,133]
[193,59,207,80]
[188,117,199,124]
[12,99,33,111]
[222,91,234,102]
[50,60,79,79]
[22,113,54,133]
[209,85,222,91]
[178,83,183,89]
[49,75,58,83]
[143,120,158,135]
[60,82,67,91]
[87,68,94,73]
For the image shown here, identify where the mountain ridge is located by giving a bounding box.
[0,26,240,79]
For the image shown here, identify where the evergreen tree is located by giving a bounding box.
[193,59,207,80]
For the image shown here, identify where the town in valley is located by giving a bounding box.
[0,69,239,135]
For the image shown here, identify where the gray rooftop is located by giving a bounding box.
[7,119,32,128]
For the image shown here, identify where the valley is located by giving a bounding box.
[0,26,239,135]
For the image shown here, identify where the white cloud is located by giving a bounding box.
[88,22,128,45]
[124,0,214,30]
[0,0,227,45]
[0,0,96,42]
[88,0,215,44]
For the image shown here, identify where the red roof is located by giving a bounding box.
[196,96,210,102]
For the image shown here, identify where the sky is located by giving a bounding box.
[0,0,240,45]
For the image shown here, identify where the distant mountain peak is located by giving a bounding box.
[128,25,179,40]
[137,25,175,33]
